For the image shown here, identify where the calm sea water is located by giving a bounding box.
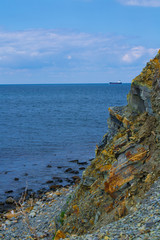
[0,84,130,202]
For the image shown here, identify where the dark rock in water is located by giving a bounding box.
[49,185,62,190]
[89,158,94,162]
[5,190,13,194]
[37,188,46,194]
[24,173,28,176]
[79,167,85,170]
[57,166,62,169]
[65,178,74,183]
[14,177,19,181]
[5,197,15,204]
[52,177,63,183]
[0,202,4,205]
[69,160,79,163]
[72,176,81,183]
[65,168,73,173]
[64,168,79,174]
[27,189,33,193]
[77,161,88,165]
[70,170,79,174]
[46,180,54,184]
[46,164,52,168]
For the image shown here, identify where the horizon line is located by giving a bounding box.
[0,82,131,85]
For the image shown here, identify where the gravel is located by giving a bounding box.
[0,178,160,240]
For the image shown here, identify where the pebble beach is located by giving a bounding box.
[0,178,160,240]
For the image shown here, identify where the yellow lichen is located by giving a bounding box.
[54,230,66,240]
[73,205,79,214]
[99,164,112,172]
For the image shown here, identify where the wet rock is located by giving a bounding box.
[89,158,94,162]
[65,178,74,184]
[79,167,85,170]
[46,180,53,184]
[65,168,73,173]
[69,160,79,163]
[46,164,52,168]
[72,176,81,183]
[70,170,79,174]
[77,161,88,165]
[14,178,19,181]
[52,177,63,183]
[49,185,63,190]
[5,190,13,194]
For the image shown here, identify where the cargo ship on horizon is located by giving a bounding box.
[109,80,122,84]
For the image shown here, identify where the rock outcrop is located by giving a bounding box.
[56,51,160,236]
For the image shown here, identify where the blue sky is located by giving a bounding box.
[0,0,160,84]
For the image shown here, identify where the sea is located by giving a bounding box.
[0,83,131,203]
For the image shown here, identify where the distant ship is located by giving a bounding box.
[109,80,122,84]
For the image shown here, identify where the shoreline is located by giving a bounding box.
[0,157,92,214]
[0,172,82,214]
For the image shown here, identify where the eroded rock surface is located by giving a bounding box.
[57,51,160,236]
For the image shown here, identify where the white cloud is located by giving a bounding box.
[67,55,72,60]
[0,29,123,70]
[0,28,158,83]
[118,0,160,7]
[122,46,158,63]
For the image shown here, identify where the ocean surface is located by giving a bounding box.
[0,84,131,202]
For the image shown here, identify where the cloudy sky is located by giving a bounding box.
[0,0,159,84]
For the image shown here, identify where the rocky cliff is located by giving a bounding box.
[55,51,160,238]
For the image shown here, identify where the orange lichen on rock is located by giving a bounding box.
[123,117,131,128]
[127,149,148,162]
[108,107,131,129]
[104,166,135,194]
[152,58,160,74]
[144,173,152,183]
[73,205,79,215]
[54,230,66,240]
[101,149,108,156]
[125,151,132,159]
[99,164,112,172]
[105,203,114,213]
[5,211,19,219]
[117,200,128,218]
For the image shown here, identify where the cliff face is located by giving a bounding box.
[56,51,160,236]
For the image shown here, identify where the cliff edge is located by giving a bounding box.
[55,51,160,238]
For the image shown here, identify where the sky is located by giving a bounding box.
[0,0,160,84]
